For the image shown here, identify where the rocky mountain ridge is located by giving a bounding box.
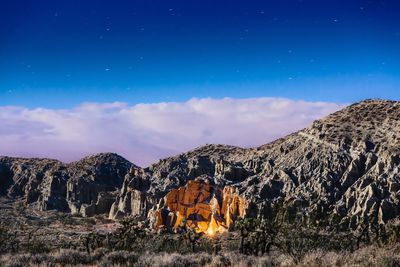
[0,153,132,216]
[1,99,400,231]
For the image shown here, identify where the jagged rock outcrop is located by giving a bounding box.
[79,191,118,217]
[0,153,132,216]
[65,153,132,215]
[110,99,400,230]
[108,167,154,219]
[2,99,400,231]
[149,178,247,234]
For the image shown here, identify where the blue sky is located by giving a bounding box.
[1,0,400,108]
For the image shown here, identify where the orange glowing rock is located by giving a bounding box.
[153,179,247,234]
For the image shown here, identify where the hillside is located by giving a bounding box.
[1,99,400,231]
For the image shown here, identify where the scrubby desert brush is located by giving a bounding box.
[233,205,394,262]
[98,250,139,266]
[52,249,93,265]
[0,222,19,253]
[80,232,106,254]
[148,234,189,253]
[235,217,259,254]
[182,227,203,253]
[14,201,26,216]
[1,244,400,267]
[58,213,77,225]
[20,228,50,254]
[114,217,148,251]
[4,207,400,266]
[135,252,213,267]
[0,223,9,252]
[384,219,400,245]
[79,216,149,254]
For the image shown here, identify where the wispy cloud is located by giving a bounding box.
[0,97,345,166]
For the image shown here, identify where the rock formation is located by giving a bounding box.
[149,179,247,234]
[0,153,132,216]
[109,99,400,230]
[2,99,400,231]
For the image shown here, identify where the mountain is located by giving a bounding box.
[1,99,400,232]
[0,153,132,216]
[109,99,400,231]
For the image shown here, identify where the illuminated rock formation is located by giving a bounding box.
[152,179,247,234]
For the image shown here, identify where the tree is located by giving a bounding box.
[235,218,258,254]
[183,227,202,253]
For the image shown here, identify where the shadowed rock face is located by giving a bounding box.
[0,153,132,216]
[2,99,400,230]
[249,99,400,228]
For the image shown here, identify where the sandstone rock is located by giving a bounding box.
[152,179,247,234]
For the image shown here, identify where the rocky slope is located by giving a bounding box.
[1,99,400,232]
[0,153,132,216]
[109,99,400,231]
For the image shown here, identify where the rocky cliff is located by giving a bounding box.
[109,99,400,231]
[1,99,400,232]
[147,179,246,234]
[0,153,132,216]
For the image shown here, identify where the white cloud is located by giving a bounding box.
[0,97,345,166]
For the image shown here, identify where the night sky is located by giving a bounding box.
[1,0,400,108]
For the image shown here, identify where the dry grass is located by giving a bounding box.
[1,245,399,267]
[295,245,400,267]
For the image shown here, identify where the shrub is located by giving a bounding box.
[99,250,138,266]
[207,254,231,267]
[2,254,32,267]
[25,238,51,254]
[52,249,93,265]
[59,214,76,225]
[0,222,19,253]
[137,252,212,267]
